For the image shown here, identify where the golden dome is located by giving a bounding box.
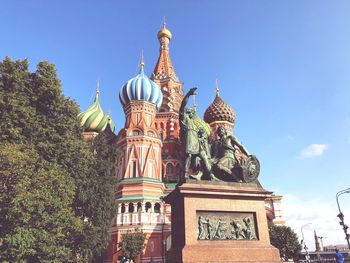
[157,27,172,40]
[157,19,172,40]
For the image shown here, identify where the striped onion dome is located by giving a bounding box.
[119,63,163,109]
[78,89,115,133]
[204,84,236,124]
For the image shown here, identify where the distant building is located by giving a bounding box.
[265,195,285,225]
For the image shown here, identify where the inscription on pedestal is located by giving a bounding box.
[197,211,258,241]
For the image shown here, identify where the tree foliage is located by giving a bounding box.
[0,57,117,262]
[269,223,302,261]
[119,229,147,262]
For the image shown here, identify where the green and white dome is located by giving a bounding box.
[78,89,115,133]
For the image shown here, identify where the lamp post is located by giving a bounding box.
[301,223,312,263]
[318,236,326,251]
[336,188,350,249]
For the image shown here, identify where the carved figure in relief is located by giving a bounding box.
[231,219,244,240]
[243,217,256,240]
[210,218,226,239]
[197,215,257,241]
[198,216,210,240]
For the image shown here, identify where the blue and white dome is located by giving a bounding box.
[119,64,163,109]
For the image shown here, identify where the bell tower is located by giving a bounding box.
[152,20,184,185]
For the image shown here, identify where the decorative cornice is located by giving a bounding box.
[119,177,164,185]
[117,195,161,201]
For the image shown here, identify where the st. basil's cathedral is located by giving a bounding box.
[78,22,284,263]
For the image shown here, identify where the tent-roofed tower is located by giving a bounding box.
[152,20,184,185]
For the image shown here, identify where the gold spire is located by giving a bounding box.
[157,18,172,40]
[163,16,166,29]
[140,49,145,69]
[215,79,220,96]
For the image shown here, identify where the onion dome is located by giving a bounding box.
[204,81,236,124]
[157,19,172,40]
[119,60,163,109]
[78,88,115,133]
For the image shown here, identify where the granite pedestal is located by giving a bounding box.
[164,180,281,263]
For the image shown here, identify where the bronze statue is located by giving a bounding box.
[212,126,249,181]
[180,88,260,183]
[179,88,200,179]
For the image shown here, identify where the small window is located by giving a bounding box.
[166,163,174,176]
[132,160,137,178]
[137,202,142,212]
[128,203,134,213]
[154,203,161,213]
[145,202,152,212]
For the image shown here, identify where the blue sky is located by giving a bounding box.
[2,0,350,249]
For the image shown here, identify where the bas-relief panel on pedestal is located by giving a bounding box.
[196,211,258,241]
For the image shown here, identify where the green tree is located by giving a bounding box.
[269,223,302,261]
[0,57,117,262]
[0,144,81,262]
[119,229,147,262]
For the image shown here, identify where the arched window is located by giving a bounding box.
[145,202,152,212]
[166,163,174,176]
[132,160,137,178]
[154,203,161,213]
[137,202,142,213]
[121,203,125,213]
[128,203,134,213]
[132,129,141,135]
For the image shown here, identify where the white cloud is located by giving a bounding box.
[300,144,328,158]
[282,194,348,250]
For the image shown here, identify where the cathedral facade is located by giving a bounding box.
[78,23,284,263]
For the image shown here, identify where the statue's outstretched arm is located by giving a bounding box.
[180,87,197,117]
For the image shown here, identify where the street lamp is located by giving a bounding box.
[318,236,327,251]
[336,188,350,249]
[301,223,312,263]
